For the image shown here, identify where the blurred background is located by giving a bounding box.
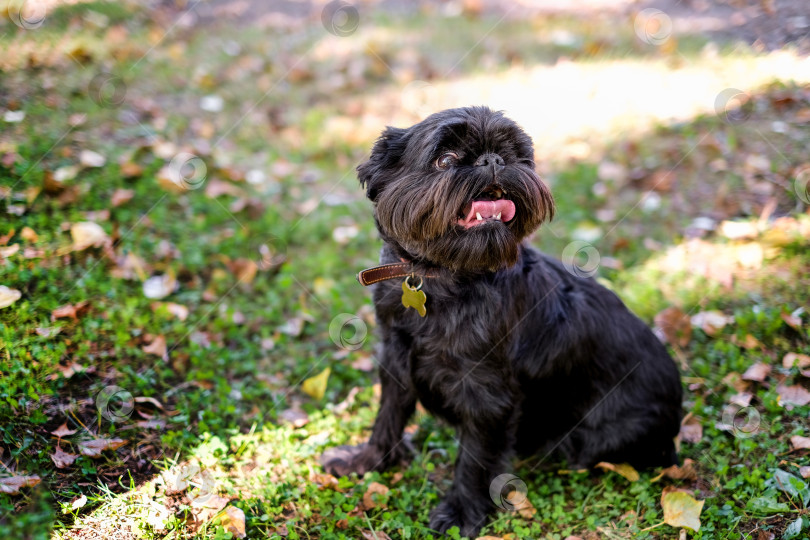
[1,0,810,538]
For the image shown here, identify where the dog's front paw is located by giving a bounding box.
[320,443,381,477]
[429,498,486,538]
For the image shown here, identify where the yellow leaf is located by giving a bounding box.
[661,489,704,531]
[217,505,246,538]
[302,367,330,400]
[70,221,109,251]
[595,462,640,482]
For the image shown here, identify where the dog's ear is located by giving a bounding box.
[357,126,407,201]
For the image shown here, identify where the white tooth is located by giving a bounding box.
[476,212,483,221]
[496,212,501,220]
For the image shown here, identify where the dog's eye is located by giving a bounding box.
[436,153,459,170]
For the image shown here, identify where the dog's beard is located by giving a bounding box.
[373,161,553,273]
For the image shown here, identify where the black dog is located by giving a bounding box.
[322,106,682,536]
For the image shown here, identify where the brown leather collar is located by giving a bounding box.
[357,261,436,287]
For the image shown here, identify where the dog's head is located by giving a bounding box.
[358,106,554,273]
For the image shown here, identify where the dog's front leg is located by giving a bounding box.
[430,387,517,537]
[321,337,416,476]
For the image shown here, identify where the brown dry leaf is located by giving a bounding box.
[279,316,306,336]
[0,286,22,309]
[51,446,78,468]
[654,307,692,347]
[361,532,392,540]
[143,274,177,299]
[0,474,41,494]
[800,466,810,478]
[71,221,109,251]
[741,362,771,383]
[783,353,810,370]
[661,487,704,532]
[351,353,375,372]
[679,421,703,444]
[20,227,38,242]
[134,396,165,410]
[135,419,166,429]
[690,311,733,336]
[730,392,753,407]
[143,335,168,361]
[732,334,763,349]
[111,188,135,207]
[35,326,61,338]
[652,459,698,482]
[151,302,189,321]
[0,244,19,258]
[230,258,258,285]
[363,482,389,509]
[781,312,803,331]
[595,462,640,482]
[78,438,126,457]
[218,505,246,539]
[111,252,149,281]
[51,423,78,438]
[120,162,143,179]
[506,490,537,518]
[311,472,341,491]
[777,385,810,408]
[51,301,90,321]
[79,149,106,168]
[791,436,810,450]
[48,362,94,380]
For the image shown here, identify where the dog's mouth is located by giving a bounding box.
[457,185,516,229]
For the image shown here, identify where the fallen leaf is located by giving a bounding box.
[506,489,537,518]
[51,301,90,321]
[651,459,698,482]
[742,362,771,383]
[142,335,168,361]
[111,188,135,207]
[279,408,309,428]
[791,436,810,450]
[134,396,165,409]
[20,227,38,242]
[783,353,810,370]
[351,354,375,372]
[51,446,78,468]
[111,252,149,281]
[35,326,60,338]
[71,222,109,250]
[0,285,22,309]
[229,258,258,284]
[79,149,106,168]
[311,472,341,491]
[278,316,306,336]
[151,302,189,321]
[301,367,330,400]
[781,311,803,331]
[730,392,753,407]
[143,274,177,299]
[0,474,41,494]
[654,307,692,347]
[218,505,246,538]
[0,244,19,257]
[363,481,389,509]
[690,311,733,336]
[595,462,640,482]
[732,334,763,349]
[361,532,392,540]
[71,494,87,509]
[661,488,704,532]
[800,467,810,479]
[78,438,126,457]
[679,421,703,444]
[51,423,78,438]
[777,385,810,408]
[48,361,94,380]
[135,419,166,429]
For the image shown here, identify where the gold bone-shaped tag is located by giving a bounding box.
[401,280,427,317]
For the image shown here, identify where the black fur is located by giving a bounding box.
[321,106,683,537]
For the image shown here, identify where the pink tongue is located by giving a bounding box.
[458,199,516,228]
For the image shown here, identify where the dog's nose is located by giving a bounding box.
[474,153,505,172]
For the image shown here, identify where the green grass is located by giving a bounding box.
[1,2,810,539]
